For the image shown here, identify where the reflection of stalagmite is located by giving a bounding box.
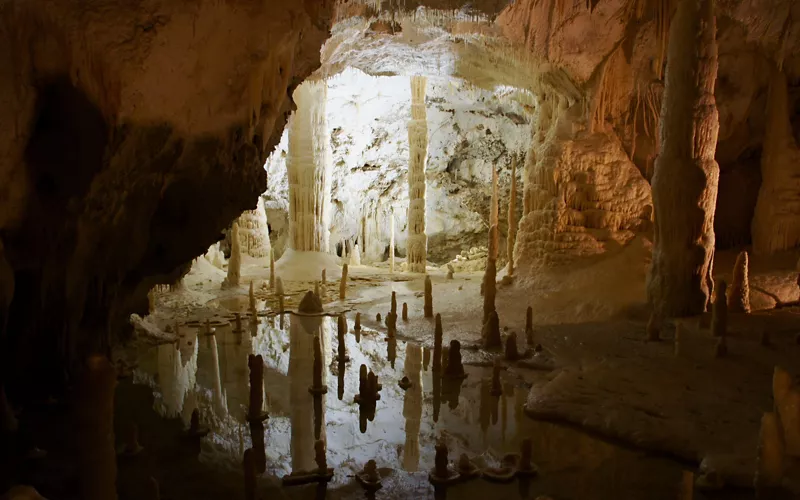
[209,335,227,417]
[289,314,316,472]
[505,333,519,361]
[157,338,199,418]
[224,222,242,288]
[287,80,333,253]
[648,0,720,317]
[403,344,423,472]
[433,314,443,372]
[248,354,267,422]
[73,356,118,500]
[407,76,428,273]
[243,448,257,500]
[507,156,518,277]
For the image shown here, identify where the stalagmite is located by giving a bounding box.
[287,80,333,254]
[376,313,381,322]
[237,197,271,258]
[224,222,242,288]
[444,340,465,378]
[727,251,750,313]
[276,277,284,297]
[505,332,519,361]
[490,168,499,261]
[755,412,784,490]
[354,312,361,332]
[340,264,348,300]
[712,280,727,338]
[647,0,720,318]
[337,313,348,361]
[350,244,361,266]
[391,291,397,317]
[424,276,433,318]
[406,76,428,273]
[525,306,534,346]
[389,209,395,273]
[402,302,408,321]
[752,67,800,254]
[322,268,327,285]
[249,282,256,312]
[483,227,497,323]
[446,264,454,280]
[482,311,501,349]
[73,355,118,500]
[507,156,518,277]
[269,248,275,289]
[433,314,443,372]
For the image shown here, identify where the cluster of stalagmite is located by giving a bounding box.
[223,222,242,289]
[752,67,800,255]
[647,0,720,318]
[237,197,271,258]
[406,76,428,273]
[287,80,333,253]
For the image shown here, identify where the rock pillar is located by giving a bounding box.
[406,76,428,273]
[237,197,271,258]
[287,80,332,253]
[647,0,720,317]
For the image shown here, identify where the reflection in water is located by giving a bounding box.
[402,344,423,472]
[133,312,691,500]
[387,336,397,369]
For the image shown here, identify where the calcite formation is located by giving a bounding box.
[727,251,750,313]
[224,222,242,288]
[647,0,720,318]
[752,68,800,255]
[287,80,333,253]
[406,76,428,273]
[237,197,271,258]
[507,156,518,277]
[424,276,433,318]
[482,310,501,349]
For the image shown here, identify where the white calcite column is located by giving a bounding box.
[287,80,333,253]
[237,197,271,258]
[406,76,428,273]
[647,0,720,318]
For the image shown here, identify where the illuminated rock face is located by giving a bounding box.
[287,80,333,254]
[647,0,720,318]
[407,76,429,273]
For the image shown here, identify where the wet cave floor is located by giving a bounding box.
[8,257,800,499]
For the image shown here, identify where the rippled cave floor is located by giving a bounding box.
[7,257,800,499]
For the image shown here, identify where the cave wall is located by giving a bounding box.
[0,0,334,398]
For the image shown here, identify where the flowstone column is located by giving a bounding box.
[287,80,333,254]
[406,76,428,273]
[647,0,720,318]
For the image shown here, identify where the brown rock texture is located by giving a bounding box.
[0,0,334,396]
[647,0,720,318]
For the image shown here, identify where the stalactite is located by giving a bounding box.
[406,75,428,273]
[507,155,518,277]
[647,0,719,318]
[225,222,242,288]
[752,67,800,254]
[287,80,333,253]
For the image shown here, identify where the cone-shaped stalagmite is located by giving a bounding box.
[483,245,497,323]
[407,76,428,273]
[340,263,348,300]
[424,275,433,318]
[225,222,242,288]
[505,332,519,361]
[728,251,750,313]
[354,312,361,331]
[507,156,518,277]
[432,314,443,372]
[482,310,501,349]
[402,302,408,321]
[391,291,397,316]
[647,0,720,318]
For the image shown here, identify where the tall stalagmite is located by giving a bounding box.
[406,76,428,273]
[287,80,333,253]
[751,67,800,255]
[490,167,499,260]
[728,251,750,313]
[225,222,242,288]
[507,156,518,277]
[647,0,720,318]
